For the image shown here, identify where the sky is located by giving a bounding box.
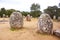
[0,0,60,12]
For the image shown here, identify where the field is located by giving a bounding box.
[0,18,60,40]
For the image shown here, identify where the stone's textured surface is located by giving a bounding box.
[26,14,31,21]
[53,29,60,37]
[38,13,53,34]
[10,12,23,29]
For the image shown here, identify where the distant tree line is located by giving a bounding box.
[44,5,60,19]
[0,8,16,17]
[0,3,41,18]
[0,3,60,19]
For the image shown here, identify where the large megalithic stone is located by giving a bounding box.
[38,13,53,34]
[26,14,31,21]
[10,12,23,29]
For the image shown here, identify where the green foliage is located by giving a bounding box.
[0,3,60,18]
[21,11,30,16]
[0,4,41,18]
[30,3,40,11]
[30,3,41,17]
[44,6,60,19]
[6,9,16,17]
[0,8,18,17]
[10,27,16,31]
[0,7,31,17]
[30,11,41,17]
[0,8,7,17]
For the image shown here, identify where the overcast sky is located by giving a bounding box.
[0,0,60,12]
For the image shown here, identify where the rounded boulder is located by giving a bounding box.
[10,12,23,29]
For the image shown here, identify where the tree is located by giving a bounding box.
[30,3,41,17]
[30,3,40,11]
[0,8,7,17]
[44,6,54,18]
[44,6,60,19]
[0,8,20,17]
[21,11,30,16]
[6,9,16,17]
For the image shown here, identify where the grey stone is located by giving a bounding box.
[53,29,60,37]
[10,12,23,29]
[38,13,53,34]
[26,14,31,21]
[53,15,56,20]
[3,14,5,18]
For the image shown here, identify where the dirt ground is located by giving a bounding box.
[0,18,60,40]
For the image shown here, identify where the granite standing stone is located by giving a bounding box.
[3,14,5,18]
[10,12,23,29]
[38,13,53,34]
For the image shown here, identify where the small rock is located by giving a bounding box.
[53,15,56,20]
[26,14,31,21]
[53,29,60,37]
[38,13,53,34]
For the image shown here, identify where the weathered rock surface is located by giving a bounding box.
[26,14,31,21]
[53,29,60,37]
[10,12,23,29]
[38,13,53,34]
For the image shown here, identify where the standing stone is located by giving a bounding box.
[10,12,23,29]
[26,14,31,21]
[53,15,56,20]
[3,14,5,21]
[58,17,60,21]
[38,13,53,34]
[3,14,5,18]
